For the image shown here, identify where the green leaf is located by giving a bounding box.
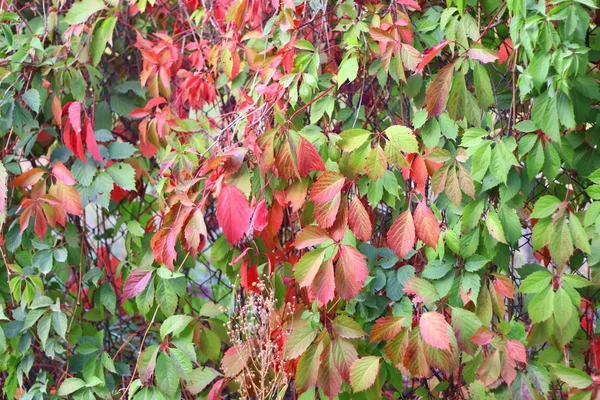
[58,378,86,396]
[107,163,136,190]
[160,315,193,339]
[519,270,552,293]
[22,89,41,113]
[553,287,574,328]
[338,56,359,87]
[531,196,560,219]
[465,255,488,272]
[284,324,317,359]
[473,64,494,109]
[531,92,559,141]
[485,210,506,244]
[294,248,326,288]
[338,129,371,152]
[569,213,591,254]
[527,53,549,90]
[549,364,593,389]
[187,367,221,395]
[157,279,177,316]
[91,16,117,66]
[156,353,180,396]
[350,356,380,392]
[64,0,107,25]
[550,218,574,267]
[386,125,419,153]
[528,286,554,323]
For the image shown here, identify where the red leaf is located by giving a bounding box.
[216,184,251,244]
[498,38,513,65]
[241,260,260,293]
[335,245,368,300]
[349,197,372,242]
[182,208,207,256]
[310,171,345,203]
[424,62,455,117]
[419,311,451,350]
[297,136,325,176]
[122,268,153,300]
[68,102,82,134]
[84,115,103,162]
[294,225,331,249]
[398,0,422,10]
[415,40,450,74]
[410,154,429,194]
[251,198,269,232]
[387,209,415,259]
[414,200,440,248]
[313,258,335,306]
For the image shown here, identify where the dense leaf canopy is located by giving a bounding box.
[0,0,600,398]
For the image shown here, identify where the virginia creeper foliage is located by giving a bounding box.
[0,0,600,399]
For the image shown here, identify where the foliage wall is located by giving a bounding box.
[1,0,600,398]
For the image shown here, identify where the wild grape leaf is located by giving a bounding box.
[348,197,372,242]
[370,317,408,343]
[216,184,251,244]
[51,162,77,186]
[297,135,326,176]
[284,324,317,359]
[294,225,331,249]
[310,171,345,203]
[10,168,46,187]
[425,62,455,117]
[312,258,335,306]
[404,277,439,303]
[387,209,415,258]
[295,341,324,391]
[419,312,451,350]
[350,357,380,392]
[414,200,440,248]
[123,268,154,300]
[335,245,368,300]
[314,193,341,229]
[318,341,343,399]
[294,248,326,288]
[416,40,450,74]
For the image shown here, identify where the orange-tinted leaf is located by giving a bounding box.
[182,208,207,256]
[365,145,386,181]
[370,317,408,343]
[49,182,83,216]
[294,225,331,249]
[470,327,495,345]
[10,168,46,187]
[314,193,341,229]
[216,184,251,244]
[492,273,515,299]
[414,200,440,248]
[349,197,372,242]
[310,171,345,203]
[424,62,455,117]
[51,162,77,186]
[419,312,451,351]
[297,135,325,176]
[329,196,348,242]
[276,141,300,180]
[335,245,368,300]
[387,209,415,259]
[505,340,527,363]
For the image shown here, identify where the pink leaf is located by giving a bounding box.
[217,184,251,244]
[51,162,77,186]
[122,268,153,300]
[419,311,451,350]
